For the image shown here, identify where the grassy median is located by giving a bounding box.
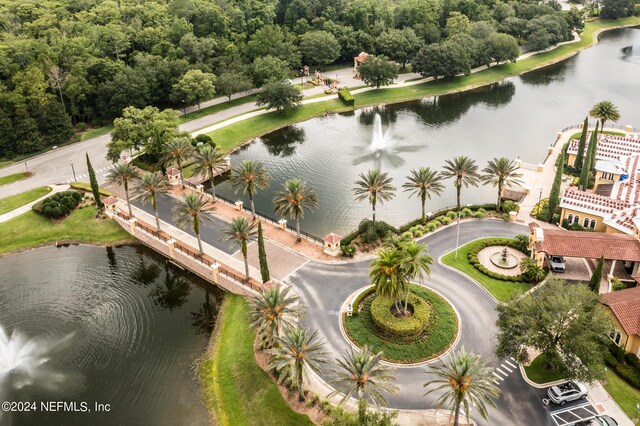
[523,354,564,384]
[0,186,51,215]
[0,171,32,186]
[604,369,640,422]
[0,207,134,255]
[200,294,313,426]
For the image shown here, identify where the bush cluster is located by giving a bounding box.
[358,219,398,244]
[467,238,530,282]
[351,287,376,315]
[370,294,431,337]
[337,89,355,106]
[501,200,519,213]
[397,204,496,233]
[605,342,640,389]
[32,191,83,219]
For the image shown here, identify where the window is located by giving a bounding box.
[609,329,622,346]
[574,215,580,224]
[584,217,590,227]
[568,214,573,223]
[590,219,596,229]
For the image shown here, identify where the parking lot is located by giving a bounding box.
[548,401,600,426]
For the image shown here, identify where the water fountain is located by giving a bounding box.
[370,113,394,156]
[489,246,519,269]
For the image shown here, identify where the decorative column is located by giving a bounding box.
[234,201,244,211]
[128,218,137,235]
[210,262,220,284]
[166,239,175,258]
[278,219,287,230]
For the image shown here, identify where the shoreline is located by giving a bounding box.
[208,18,640,156]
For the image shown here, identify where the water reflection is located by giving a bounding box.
[520,61,570,86]
[151,264,191,311]
[260,125,306,157]
[622,45,640,64]
[191,291,220,335]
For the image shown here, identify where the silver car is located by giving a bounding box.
[547,381,588,405]
[547,255,566,272]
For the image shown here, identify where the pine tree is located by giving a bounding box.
[86,153,103,213]
[579,128,598,191]
[258,221,270,283]
[574,117,589,171]
[547,150,564,224]
[588,256,604,293]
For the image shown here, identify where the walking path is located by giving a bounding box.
[0,184,68,223]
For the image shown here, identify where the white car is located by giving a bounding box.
[547,255,566,272]
[547,381,588,405]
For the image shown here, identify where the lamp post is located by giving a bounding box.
[454,210,461,260]
[24,162,28,173]
[181,99,186,117]
[70,160,77,183]
[538,188,543,204]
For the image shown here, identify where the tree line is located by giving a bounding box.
[0,0,596,159]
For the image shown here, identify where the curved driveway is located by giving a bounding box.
[285,220,551,426]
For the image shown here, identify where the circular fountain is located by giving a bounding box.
[489,246,519,269]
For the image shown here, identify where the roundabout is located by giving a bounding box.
[341,284,459,365]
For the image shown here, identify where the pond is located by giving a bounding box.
[0,245,222,425]
[215,27,640,237]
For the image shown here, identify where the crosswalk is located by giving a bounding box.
[493,357,518,386]
[62,166,113,183]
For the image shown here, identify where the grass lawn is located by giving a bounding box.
[0,207,134,256]
[179,94,260,125]
[0,171,32,186]
[207,17,640,154]
[604,369,640,422]
[568,130,627,141]
[344,285,458,363]
[441,238,531,302]
[0,160,13,168]
[79,125,114,141]
[69,182,114,197]
[200,294,314,426]
[523,354,565,384]
[0,186,51,215]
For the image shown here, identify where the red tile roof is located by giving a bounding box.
[323,233,342,244]
[560,187,628,215]
[601,287,640,336]
[567,133,640,160]
[533,227,640,262]
[102,196,118,206]
[166,167,180,176]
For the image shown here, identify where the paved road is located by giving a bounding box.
[285,220,552,426]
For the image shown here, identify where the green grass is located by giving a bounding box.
[0,172,32,186]
[79,125,114,141]
[207,18,640,154]
[604,369,640,422]
[0,207,134,255]
[344,285,458,363]
[200,294,313,426]
[69,182,114,197]
[523,354,565,384]
[179,94,260,124]
[441,238,531,302]
[0,186,52,215]
[0,160,13,168]
[568,130,627,141]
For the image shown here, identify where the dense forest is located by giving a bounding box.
[0,0,637,159]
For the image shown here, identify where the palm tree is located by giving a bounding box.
[134,172,171,231]
[441,156,481,212]
[229,160,270,218]
[163,137,194,189]
[369,247,407,314]
[481,158,523,212]
[221,216,258,279]
[589,100,621,132]
[402,167,445,225]
[249,286,305,348]
[329,345,398,420]
[272,178,319,242]
[171,192,213,254]
[353,169,396,227]
[400,241,433,311]
[106,162,140,216]
[424,347,500,426]
[192,145,226,201]
[268,325,327,401]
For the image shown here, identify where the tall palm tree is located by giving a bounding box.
[192,145,226,201]
[424,347,501,426]
[163,137,194,188]
[329,345,398,420]
[369,247,407,314]
[268,325,327,401]
[272,178,319,242]
[441,156,480,212]
[221,216,258,279]
[171,192,213,254]
[134,172,171,231]
[402,167,445,225]
[589,100,620,132]
[481,157,523,212]
[400,241,433,312]
[249,286,305,348]
[106,162,140,216]
[229,160,270,218]
[353,169,396,227]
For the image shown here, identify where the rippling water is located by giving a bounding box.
[0,245,223,425]
[215,27,640,236]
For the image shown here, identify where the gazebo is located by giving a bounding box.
[353,52,369,78]
[323,233,343,257]
[166,167,181,184]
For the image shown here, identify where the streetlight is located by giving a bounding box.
[181,99,186,117]
[454,210,461,260]
[538,188,543,204]
[24,161,28,173]
[70,160,77,183]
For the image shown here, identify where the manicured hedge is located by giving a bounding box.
[605,342,640,390]
[370,294,431,337]
[397,204,496,232]
[466,238,530,283]
[352,286,376,315]
[32,191,83,219]
[338,88,355,106]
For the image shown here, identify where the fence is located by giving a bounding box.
[560,123,639,134]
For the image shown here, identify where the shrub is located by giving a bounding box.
[351,287,376,315]
[473,211,486,219]
[461,208,473,217]
[611,277,626,291]
[501,200,519,213]
[337,88,355,106]
[435,215,447,223]
[446,210,458,219]
[3,150,16,159]
[32,191,83,218]
[401,231,414,240]
[616,364,640,388]
[425,222,438,232]
[502,213,511,221]
[75,122,88,132]
[440,217,452,225]
[370,294,431,337]
[341,244,356,257]
[609,342,627,363]
[604,351,619,368]
[477,207,487,213]
[625,352,640,369]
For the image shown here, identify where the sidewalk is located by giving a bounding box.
[0,184,68,223]
[588,381,635,426]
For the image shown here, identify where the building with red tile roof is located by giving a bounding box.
[600,286,640,355]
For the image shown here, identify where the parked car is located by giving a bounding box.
[547,381,588,405]
[547,255,566,272]
[576,415,618,426]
